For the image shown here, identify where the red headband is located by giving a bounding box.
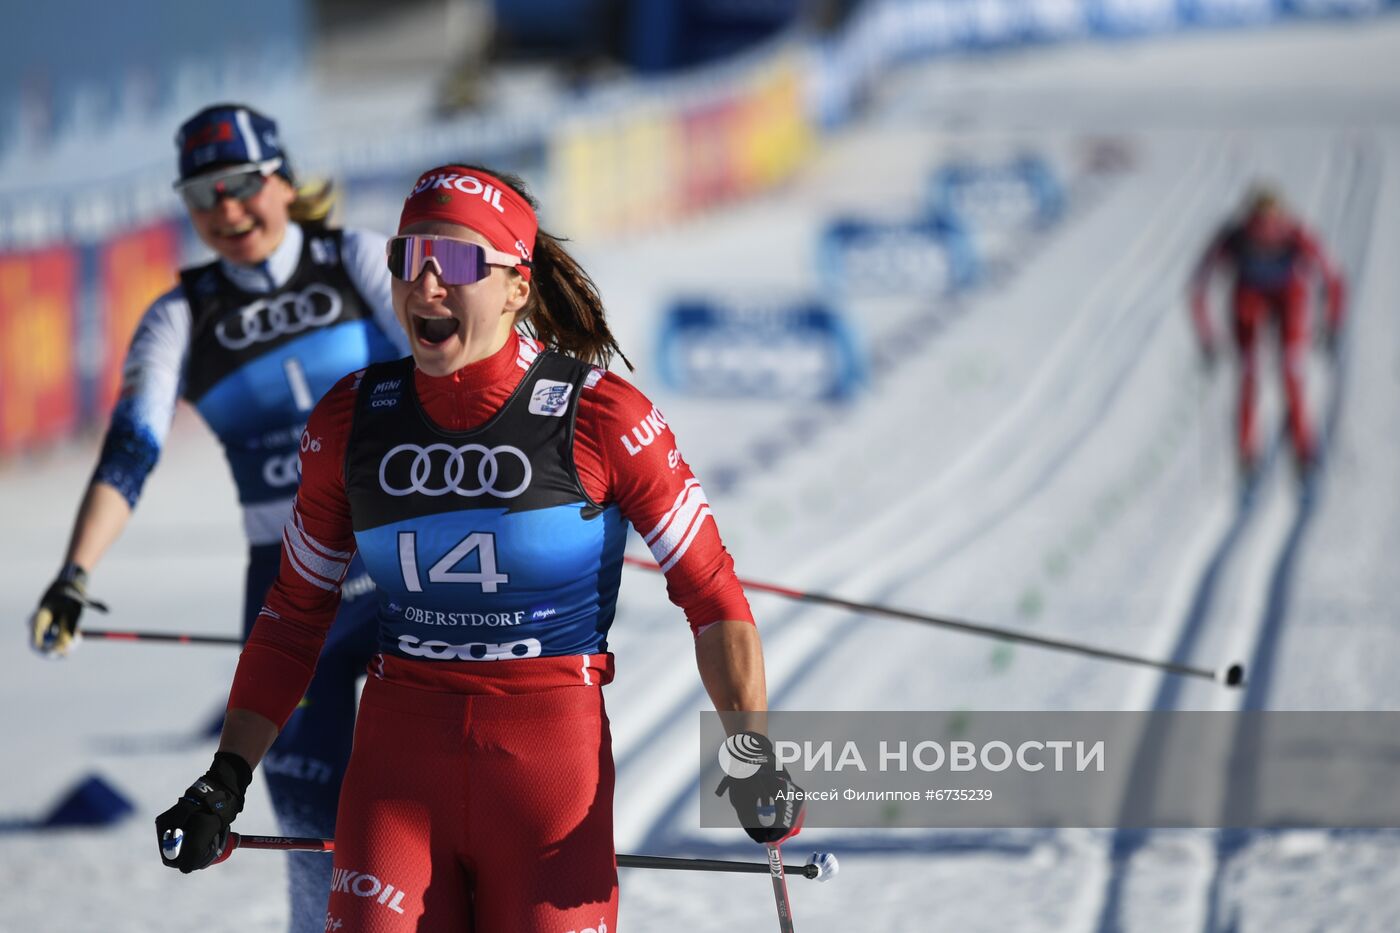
[399,167,537,280]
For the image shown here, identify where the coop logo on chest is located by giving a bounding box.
[528,379,573,417]
[215,283,344,350]
[370,378,402,410]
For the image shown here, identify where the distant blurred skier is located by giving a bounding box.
[1189,184,1346,473]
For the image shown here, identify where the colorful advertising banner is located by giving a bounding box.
[0,247,79,455]
[733,60,810,191]
[97,222,180,415]
[620,111,682,228]
[551,49,814,237]
[681,99,741,212]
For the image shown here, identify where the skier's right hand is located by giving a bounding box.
[715,732,806,845]
[29,563,107,657]
[156,753,252,873]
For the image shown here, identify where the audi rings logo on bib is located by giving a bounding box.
[215,284,344,350]
[378,443,532,498]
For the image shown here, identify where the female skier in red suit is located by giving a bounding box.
[1190,185,1345,472]
[155,164,802,932]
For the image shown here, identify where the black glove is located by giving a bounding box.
[156,752,252,873]
[29,563,108,657]
[715,732,806,845]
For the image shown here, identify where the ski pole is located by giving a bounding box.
[623,556,1245,686]
[217,833,839,881]
[212,833,334,864]
[766,844,796,933]
[616,852,836,880]
[83,629,243,647]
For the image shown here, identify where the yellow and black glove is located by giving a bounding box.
[29,563,108,657]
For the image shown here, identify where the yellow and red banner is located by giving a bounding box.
[552,49,814,238]
[0,247,79,456]
[97,222,180,414]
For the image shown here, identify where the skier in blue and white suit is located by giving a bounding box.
[27,104,408,933]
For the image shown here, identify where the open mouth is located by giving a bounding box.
[414,315,461,346]
[216,222,256,240]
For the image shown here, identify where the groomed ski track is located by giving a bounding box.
[600,23,1400,932]
[2,20,1400,933]
[1089,133,1384,933]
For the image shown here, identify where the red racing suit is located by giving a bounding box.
[226,332,754,932]
[1190,214,1345,466]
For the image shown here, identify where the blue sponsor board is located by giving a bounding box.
[1020,0,1092,40]
[1280,0,1387,12]
[818,0,1395,129]
[1178,0,1277,26]
[817,214,979,295]
[927,153,1065,234]
[656,299,865,401]
[1087,0,1182,35]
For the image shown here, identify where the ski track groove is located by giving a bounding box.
[1195,137,1383,933]
[609,151,1146,784]
[1086,135,1382,933]
[1087,135,1345,933]
[630,133,1254,862]
[631,126,1386,930]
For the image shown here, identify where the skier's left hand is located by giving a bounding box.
[715,732,806,845]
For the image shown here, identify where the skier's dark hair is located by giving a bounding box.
[451,163,631,372]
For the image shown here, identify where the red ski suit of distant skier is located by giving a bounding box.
[227,333,754,933]
[1190,214,1345,465]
